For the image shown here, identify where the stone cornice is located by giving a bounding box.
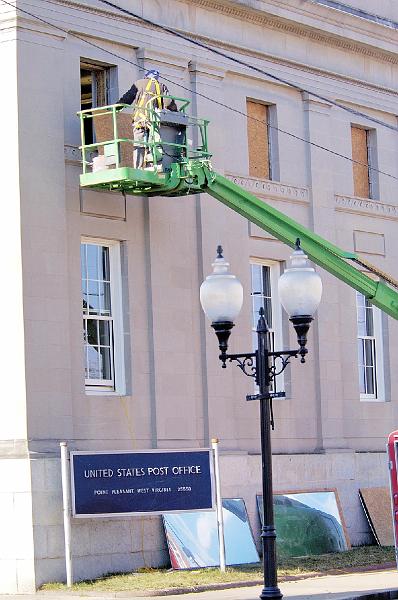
[225,173,309,204]
[189,60,226,80]
[335,194,398,221]
[46,0,398,70]
[137,48,187,72]
[4,12,67,40]
[21,0,398,112]
[185,0,398,64]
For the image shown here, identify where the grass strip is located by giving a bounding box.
[42,546,395,593]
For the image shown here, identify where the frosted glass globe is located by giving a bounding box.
[200,248,243,323]
[278,245,322,318]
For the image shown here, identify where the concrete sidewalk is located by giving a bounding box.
[1,569,397,600]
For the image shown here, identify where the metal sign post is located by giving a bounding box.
[212,438,226,572]
[60,442,73,587]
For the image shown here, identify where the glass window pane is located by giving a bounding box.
[100,281,112,315]
[87,345,101,379]
[262,266,271,298]
[264,297,272,329]
[365,367,375,395]
[357,305,366,337]
[82,279,88,314]
[86,244,99,280]
[357,339,365,367]
[356,292,365,308]
[252,331,258,351]
[81,244,87,280]
[86,319,98,346]
[268,330,275,353]
[365,305,374,336]
[251,264,262,294]
[364,339,374,368]
[252,296,263,329]
[99,246,110,281]
[84,346,90,379]
[100,346,112,381]
[358,365,365,394]
[99,320,111,346]
[87,280,100,314]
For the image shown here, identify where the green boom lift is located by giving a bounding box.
[78,97,398,320]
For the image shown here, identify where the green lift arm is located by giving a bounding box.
[77,102,398,320]
[202,168,398,320]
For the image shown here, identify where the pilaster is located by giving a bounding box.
[189,61,253,449]
[302,92,348,451]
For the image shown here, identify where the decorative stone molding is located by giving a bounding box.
[189,60,226,81]
[301,91,332,112]
[53,0,398,68]
[225,173,309,204]
[335,194,398,220]
[137,48,187,74]
[10,13,66,40]
[184,0,398,65]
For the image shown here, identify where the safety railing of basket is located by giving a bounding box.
[78,96,211,174]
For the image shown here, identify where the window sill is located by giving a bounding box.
[85,389,127,397]
[360,396,386,403]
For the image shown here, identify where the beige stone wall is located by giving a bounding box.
[14,450,390,589]
[1,0,398,590]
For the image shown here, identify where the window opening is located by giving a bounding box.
[247,100,272,180]
[251,263,284,393]
[356,292,384,401]
[351,126,372,198]
[81,240,124,392]
[80,62,110,145]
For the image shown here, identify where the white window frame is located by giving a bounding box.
[250,260,284,394]
[356,292,385,402]
[81,237,125,396]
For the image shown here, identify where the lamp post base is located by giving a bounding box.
[260,585,283,600]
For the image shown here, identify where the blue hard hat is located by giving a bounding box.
[145,69,160,80]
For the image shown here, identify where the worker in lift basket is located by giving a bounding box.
[117,69,177,170]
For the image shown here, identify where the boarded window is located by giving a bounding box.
[351,126,370,198]
[247,100,270,180]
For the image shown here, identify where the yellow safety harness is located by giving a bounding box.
[133,78,163,130]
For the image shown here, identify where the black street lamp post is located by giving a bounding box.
[200,240,322,600]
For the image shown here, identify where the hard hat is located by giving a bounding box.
[145,69,160,80]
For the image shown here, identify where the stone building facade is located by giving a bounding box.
[1,0,398,592]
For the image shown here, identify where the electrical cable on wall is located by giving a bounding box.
[96,0,398,134]
[3,0,398,182]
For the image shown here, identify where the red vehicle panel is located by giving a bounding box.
[387,430,398,568]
